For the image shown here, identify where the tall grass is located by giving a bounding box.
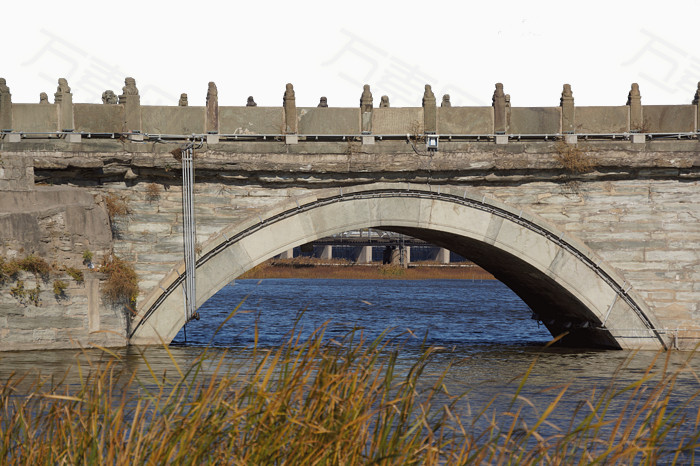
[1,326,699,464]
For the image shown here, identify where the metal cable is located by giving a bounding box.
[181,145,197,325]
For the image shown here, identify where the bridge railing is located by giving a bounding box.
[1,77,699,144]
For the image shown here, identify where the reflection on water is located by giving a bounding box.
[174,279,552,348]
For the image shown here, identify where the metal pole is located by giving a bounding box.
[181,145,197,325]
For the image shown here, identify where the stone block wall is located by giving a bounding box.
[0,138,698,350]
[0,161,126,350]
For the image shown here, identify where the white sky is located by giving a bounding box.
[3,0,699,108]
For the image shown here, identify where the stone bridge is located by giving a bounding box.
[1,77,699,351]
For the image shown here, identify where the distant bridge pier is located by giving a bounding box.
[434,248,450,264]
[320,245,333,260]
[356,246,373,263]
[279,249,294,259]
[391,248,401,265]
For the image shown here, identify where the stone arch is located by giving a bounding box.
[130,183,668,350]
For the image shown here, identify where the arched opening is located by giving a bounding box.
[130,184,667,350]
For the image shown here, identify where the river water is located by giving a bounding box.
[2,278,699,457]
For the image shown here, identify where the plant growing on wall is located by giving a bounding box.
[65,267,84,284]
[17,255,51,280]
[0,256,20,284]
[105,193,130,220]
[145,183,162,202]
[53,280,68,298]
[10,280,26,303]
[27,283,41,306]
[554,141,595,174]
[99,254,139,306]
[82,250,93,265]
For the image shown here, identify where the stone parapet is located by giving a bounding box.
[0,78,698,137]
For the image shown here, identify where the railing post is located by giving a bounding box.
[54,78,74,130]
[493,83,508,144]
[627,83,645,143]
[0,78,12,131]
[561,84,575,132]
[627,83,642,130]
[119,77,142,140]
[692,82,700,131]
[283,83,298,144]
[206,82,219,138]
[360,84,374,144]
[422,84,437,133]
[561,84,577,143]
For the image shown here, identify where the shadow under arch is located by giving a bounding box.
[130,183,668,350]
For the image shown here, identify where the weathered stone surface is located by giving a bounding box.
[437,107,493,134]
[12,103,58,133]
[372,107,423,134]
[218,107,284,135]
[1,135,700,350]
[298,108,360,134]
[575,106,629,133]
[643,105,696,133]
[142,106,205,134]
[509,107,560,134]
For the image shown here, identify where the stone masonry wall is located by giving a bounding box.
[1,155,127,350]
[0,139,698,350]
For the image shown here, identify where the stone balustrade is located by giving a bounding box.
[1,78,699,143]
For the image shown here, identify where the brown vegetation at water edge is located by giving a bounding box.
[238,258,495,280]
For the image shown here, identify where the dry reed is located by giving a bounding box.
[240,258,494,281]
[1,317,699,464]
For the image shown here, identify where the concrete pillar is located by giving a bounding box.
[279,249,294,259]
[390,247,401,265]
[54,78,74,131]
[320,245,332,260]
[422,84,437,133]
[561,84,575,133]
[360,84,373,133]
[356,246,372,263]
[206,82,219,134]
[403,246,411,266]
[0,78,12,130]
[436,247,450,264]
[627,83,643,132]
[119,77,142,135]
[492,83,507,134]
